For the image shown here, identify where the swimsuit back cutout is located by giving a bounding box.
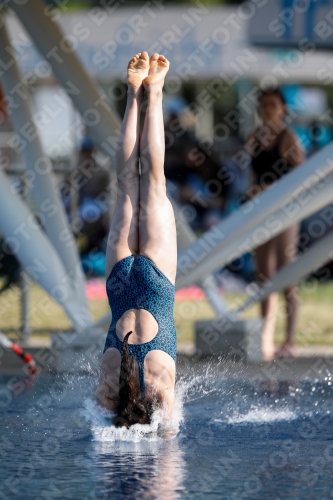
[103,254,177,397]
[251,128,292,184]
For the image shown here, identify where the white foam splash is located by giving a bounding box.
[226,407,297,424]
[81,390,184,442]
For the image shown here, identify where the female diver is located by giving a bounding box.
[246,88,304,360]
[95,51,178,428]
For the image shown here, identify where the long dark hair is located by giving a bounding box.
[113,331,153,428]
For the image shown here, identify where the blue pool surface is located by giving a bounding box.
[0,359,333,499]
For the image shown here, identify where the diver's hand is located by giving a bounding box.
[95,384,117,412]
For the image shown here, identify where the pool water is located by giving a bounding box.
[1,359,333,499]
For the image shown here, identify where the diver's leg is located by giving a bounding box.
[138,54,177,284]
[105,52,149,278]
[253,239,278,361]
[275,223,300,356]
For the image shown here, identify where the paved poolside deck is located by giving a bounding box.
[1,336,333,380]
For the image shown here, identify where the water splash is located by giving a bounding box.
[79,359,233,442]
[79,359,333,441]
[226,407,297,424]
[81,387,184,442]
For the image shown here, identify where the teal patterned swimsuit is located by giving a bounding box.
[103,254,177,396]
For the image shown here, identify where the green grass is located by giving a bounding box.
[175,281,333,346]
[0,279,332,346]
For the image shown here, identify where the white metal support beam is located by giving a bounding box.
[176,173,333,292]
[176,143,333,288]
[9,0,121,162]
[0,170,91,332]
[169,195,229,316]
[0,13,91,328]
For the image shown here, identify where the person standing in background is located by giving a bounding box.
[246,88,305,360]
[61,136,111,255]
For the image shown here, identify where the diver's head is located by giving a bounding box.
[113,331,153,428]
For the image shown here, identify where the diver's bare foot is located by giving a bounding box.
[262,337,275,361]
[262,348,275,361]
[143,53,169,93]
[127,51,149,95]
[275,344,297,359]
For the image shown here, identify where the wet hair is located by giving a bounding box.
[257,87,287,106]
[113,331,153,428]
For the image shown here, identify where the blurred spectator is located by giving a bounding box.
[62,136,110,256]
[164,112,226,232]
[222,146,255,282]
[223,140,252,215]
[308,119,324,157]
